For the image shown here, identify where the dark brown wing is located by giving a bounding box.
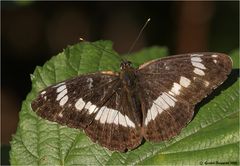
[31,71,142,152]
[137,53,232,141]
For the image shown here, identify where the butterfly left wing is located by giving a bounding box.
[137,53,232,141]
[32,71,142,152]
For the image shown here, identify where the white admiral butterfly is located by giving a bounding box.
[32,51,232,152]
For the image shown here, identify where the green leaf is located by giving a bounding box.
[10,41,239,165]
[230,49,239,69]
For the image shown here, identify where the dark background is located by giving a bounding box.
[1,1,239,164]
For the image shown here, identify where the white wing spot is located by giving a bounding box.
[162,92,175,107]
[194,68,205,76]
[44,96,47,100]
[107,109,118,124]
[60,95,68,106]
[95,107,105,120]
[171,83,182,95]
[56,89,67,101]
[58,112,63,118]
[163,63,170,70]
[70,99,136,128]
[125,115,135,128]
[113,113,119,125]
[154,103,164,114]
[150,103,158,120]
[191,62,206,70]
[155,95,169,110]
[84,101,92,110]
[213,59,217,63]
[145,91,178,125]
[165,66,170,70]
[75,98,85,111]
[145,106,150,125]
[180,76,191,88]
[145,110,152,125]
[204,80,210,87]
[144,114,148,125]
[119,113,127,127]
[166,92,177,101]
[106,109,115,123]
[56,85,66,93]
[41,91,46,95]
[145,102,164,125]
[191,57,202,62]
[87,78,93,89]
[100,107,109,124]
[168,91,175,96]
[88,104,97,114]
[211,54,218,58]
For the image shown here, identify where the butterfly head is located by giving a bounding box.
[120,60,133,70]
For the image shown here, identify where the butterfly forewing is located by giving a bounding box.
[32,72,119,128]
[137,53,232,141]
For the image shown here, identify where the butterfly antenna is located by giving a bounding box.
[127,18,151,55]
[79,38,116,55]
[80,37,127,62]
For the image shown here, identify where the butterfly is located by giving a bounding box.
[31,52,232,152]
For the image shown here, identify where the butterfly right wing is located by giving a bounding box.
[138,80,193,141]
[137,53,232,141]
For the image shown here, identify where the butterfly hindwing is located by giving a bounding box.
[137,53,232,141]
[85,82,142,151]
[138,79,193,141]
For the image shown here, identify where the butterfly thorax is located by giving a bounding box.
[120,61,137,89]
